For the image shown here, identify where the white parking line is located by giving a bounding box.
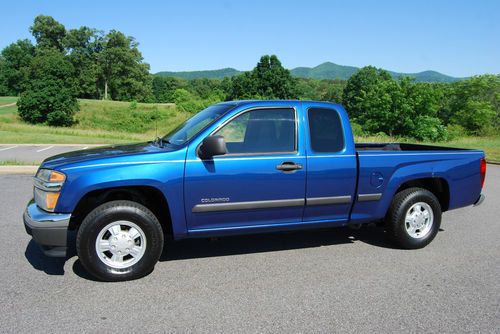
[36,146,54,152]
[0,145,17,151]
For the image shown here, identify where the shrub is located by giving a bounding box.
[17,49,79,126]
[350,121,366,136]
[17,81,79,126]
[410,116,448,142]
[445,124,466,140]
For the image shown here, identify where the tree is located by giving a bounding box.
[30,15,66,51]
[342,66,392,120]
[152,76,183,102]
[342,66,447,140]
[98,30,152,101]
[64,26,104,98]
[227,55,296,100]
[449,75,499,135]
[0,39,35,95]
[17,49,79,126]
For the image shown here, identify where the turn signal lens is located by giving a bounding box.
[49,171,66,183]
[45,192,60,211]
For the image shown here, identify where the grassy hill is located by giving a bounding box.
[155,62,462,83]
[0,97,191,144]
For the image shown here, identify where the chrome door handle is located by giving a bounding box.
[276,162,303,172]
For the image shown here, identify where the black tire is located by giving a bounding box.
[76,200,164,281]
[385,187,442,249]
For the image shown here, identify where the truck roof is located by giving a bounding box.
[218,99,343,108]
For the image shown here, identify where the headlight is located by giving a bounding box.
[34,169,66,212]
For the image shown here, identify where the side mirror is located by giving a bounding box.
[198,135,227,159]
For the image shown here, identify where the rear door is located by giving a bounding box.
[303,103,357,223]
[184,105,307,232]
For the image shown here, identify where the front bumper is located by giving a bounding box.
[23,199,71,257]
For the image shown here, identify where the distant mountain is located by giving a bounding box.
[290,62,360,80]
[155,62,462,83]
[156,68,240,80]
[389,70,461,83]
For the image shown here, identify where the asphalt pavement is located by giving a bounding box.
[0,167,498,333]
[0,144,102,164]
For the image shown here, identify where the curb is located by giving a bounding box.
[0,166,38,175]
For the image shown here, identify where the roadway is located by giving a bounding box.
[0,167,498,333]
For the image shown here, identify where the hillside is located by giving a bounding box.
[156,62,462,83]
[156,68,241,80]
[290,62,360,80]
[0,98,191,144]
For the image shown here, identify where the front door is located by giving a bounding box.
[184,106,306,232]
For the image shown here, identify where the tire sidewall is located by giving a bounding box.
[77,202,163,281]
[393,190,442,248]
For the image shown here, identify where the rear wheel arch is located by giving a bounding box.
[393,177,449,212]
[69,185,173,237]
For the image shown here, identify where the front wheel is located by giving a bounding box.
[385,187,442,249]
[76,200,164,281]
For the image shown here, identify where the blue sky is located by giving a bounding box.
[1,0,499,77]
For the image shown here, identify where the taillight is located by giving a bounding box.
[480,158,486,188]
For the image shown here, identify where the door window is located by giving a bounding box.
[215,108,296,154]
[308,107,344,152]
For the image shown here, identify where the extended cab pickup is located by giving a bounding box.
[23,100,486,281]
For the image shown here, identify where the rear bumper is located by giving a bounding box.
[473,193,485,207]
[23,200,71,257]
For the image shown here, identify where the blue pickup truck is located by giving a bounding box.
[24,100,486,281]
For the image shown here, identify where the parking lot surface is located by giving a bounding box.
[0,167,498,333]
[0,144,102,164]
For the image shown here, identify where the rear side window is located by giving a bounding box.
[308,107,344,152]
[215,108,296,154]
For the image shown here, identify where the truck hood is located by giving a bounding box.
[41,142,173,170]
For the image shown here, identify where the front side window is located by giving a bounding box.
[308,107,344,152]
[215,108,296,154]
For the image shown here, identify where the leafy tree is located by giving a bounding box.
[64,26,104,98]
[342,66,392,120]
[0,39,35,95]
[152,76,183,102]
[295,78,345,102]
[17,49,79,126]
[227,55,296,100]
[449,75,499,135]
[98,30,152,101]
[343,67,447,140]
[30,15,66,51]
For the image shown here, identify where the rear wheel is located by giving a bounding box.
[385,187,441,249]
[76,200,164,281]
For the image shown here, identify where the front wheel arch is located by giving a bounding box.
[69,185,172,237]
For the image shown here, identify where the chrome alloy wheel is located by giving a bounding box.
[404,202,434,239]
[95,221,147,269]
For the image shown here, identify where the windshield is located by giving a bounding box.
[163,104,235,146]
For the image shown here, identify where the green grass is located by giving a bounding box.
[0,159,39,166]
[0,96,17,106]
[0,98,190,144]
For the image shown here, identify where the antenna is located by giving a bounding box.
[155,116,158,139]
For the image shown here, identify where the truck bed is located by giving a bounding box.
[355,143,470,152]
